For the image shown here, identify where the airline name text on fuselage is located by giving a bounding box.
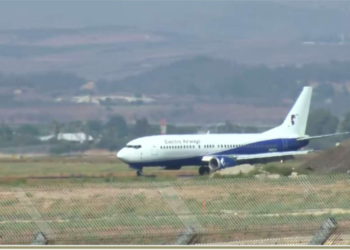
[164,139,201,145]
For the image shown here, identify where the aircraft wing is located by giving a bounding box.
[234,150,311,161]
[297,132,350,141]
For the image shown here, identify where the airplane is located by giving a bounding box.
[117,86,346,176]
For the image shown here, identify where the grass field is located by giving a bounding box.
[0,175,348,244]
[0,155,200,186]
[0,155,348,244]
[0,154,310,186]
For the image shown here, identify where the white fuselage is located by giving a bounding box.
[117,86,313,171]
[117,132,303,168]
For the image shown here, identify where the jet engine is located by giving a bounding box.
[208,156,236,171]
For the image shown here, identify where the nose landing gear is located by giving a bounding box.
[129,165,144,177]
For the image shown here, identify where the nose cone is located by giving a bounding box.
[117,148,127,162]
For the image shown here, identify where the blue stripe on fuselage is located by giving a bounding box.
[130,138,309,169]
[214,138,308,155]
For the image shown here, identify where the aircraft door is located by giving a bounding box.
[151,144,158,158]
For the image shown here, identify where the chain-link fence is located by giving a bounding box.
[0,175,349,245]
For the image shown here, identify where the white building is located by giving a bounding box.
[39,133,93,143]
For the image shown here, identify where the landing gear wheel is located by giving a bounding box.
[136,169,143,176]
[199,166,210,176]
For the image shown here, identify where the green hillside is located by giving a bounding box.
[101,57,350,104]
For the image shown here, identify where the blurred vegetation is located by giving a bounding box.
[306,109,339,135]
[0,57,349,153]
[0,71,84,94]
[1,58,350,107]
[0,106,348,154]
[99,57,350,104]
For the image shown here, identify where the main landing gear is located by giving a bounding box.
[136,168,143,176]
[198,166,210,176]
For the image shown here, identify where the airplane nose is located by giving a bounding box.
[117,148,127,161]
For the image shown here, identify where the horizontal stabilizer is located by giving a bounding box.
[234,150,311,161]
[297,132,350,141]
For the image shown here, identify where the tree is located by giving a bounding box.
[85,120,103,138]
[15,124,40,145]
[51,120,62,139]
[98,115,129,150]
[0,125,13,142]
[63,120,83,133]
[217,121,242,133]
[340,111,350,132]
[306,109,339,135]
[133,118,152,137]
[16,124,39,137]
[105,115,128,137]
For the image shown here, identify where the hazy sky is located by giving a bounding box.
[1,0,350,78]
[1,1,349,38]
[0,1,232,30]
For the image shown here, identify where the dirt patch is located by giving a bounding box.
[303,139,350,173]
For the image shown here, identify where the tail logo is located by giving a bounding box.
[221,158,225,166]
[291,114,297,126]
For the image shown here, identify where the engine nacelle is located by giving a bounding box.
[207,156,236,171]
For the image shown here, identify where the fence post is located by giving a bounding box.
[31,232,48,245]
[156,185,202,244]
[175,227,198,245]
[309,217,337,245]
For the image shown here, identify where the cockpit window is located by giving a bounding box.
[126,145,141,149]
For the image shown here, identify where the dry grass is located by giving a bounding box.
[0,155,348,244]
[0,175,348,244]
[0,155,198,186]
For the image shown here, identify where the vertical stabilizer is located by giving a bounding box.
[264,86,312,137]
